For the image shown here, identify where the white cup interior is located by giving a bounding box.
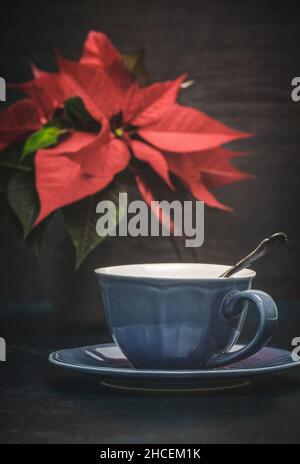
[95,263,255,280]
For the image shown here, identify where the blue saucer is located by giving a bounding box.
[49,343,300,391]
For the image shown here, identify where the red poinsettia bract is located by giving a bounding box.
[0,31,252,225]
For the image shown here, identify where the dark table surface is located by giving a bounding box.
[0,301,300,444]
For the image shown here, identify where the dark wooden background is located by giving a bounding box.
[0,0,300,304]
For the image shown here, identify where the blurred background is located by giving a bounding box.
[0,0,299,334]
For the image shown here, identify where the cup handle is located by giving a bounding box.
[205,289,278,368]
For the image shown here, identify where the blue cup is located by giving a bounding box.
[95,263,278,369]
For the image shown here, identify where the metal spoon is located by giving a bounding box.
[220,232,287,278]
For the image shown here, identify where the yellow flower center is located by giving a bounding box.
[115,127,124,137]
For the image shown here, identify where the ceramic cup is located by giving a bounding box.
[95,263,278,369]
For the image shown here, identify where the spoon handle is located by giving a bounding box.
[220,232,287,278]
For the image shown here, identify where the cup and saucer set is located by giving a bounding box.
[49,263,300,392]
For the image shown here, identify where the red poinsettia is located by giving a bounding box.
[0,31,252,229]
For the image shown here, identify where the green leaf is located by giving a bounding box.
[64,97,101,133]
[122,49,149,87]
[64,185,126,269]
[22,126,66,158]
[7,171,39,237]
[0,142,33,171]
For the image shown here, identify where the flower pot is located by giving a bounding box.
[48,233,187,332]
